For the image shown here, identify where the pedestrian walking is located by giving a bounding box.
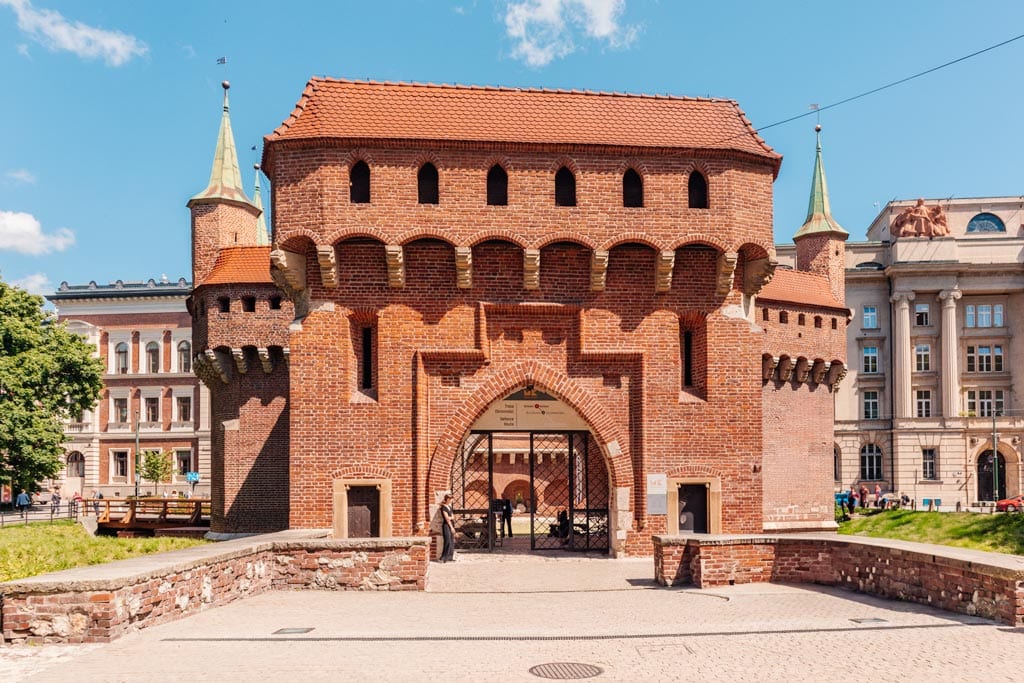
[502,498,513,538]
[859,484,869,510]
[16,489,30,517]
[874,483,883,508]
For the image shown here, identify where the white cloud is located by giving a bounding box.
[16,42,29,58]
[5,169,36,184]
[11,272,50,295]
[0,210,74,255]
[504,0,637,67]
[0,0,148,67]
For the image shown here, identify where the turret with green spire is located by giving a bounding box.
[794,125,847,304]
[189,81,255,208]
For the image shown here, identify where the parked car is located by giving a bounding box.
[995,495,1024,512]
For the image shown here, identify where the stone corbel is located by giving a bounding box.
[777,355,794,382]
[743,257,777,296]
[270,249,306,295]
[316,246,338,288]
[794,357,811,384]
[257,347,274,373]
[231,348,248,374]
[811,359,828,385]
[762,355,780,382]
[826,362,848,391]
[523,249,540,290]
[205,349,231,384]
[455,247,472,289]
[590,250,609,292]
[716,252,738,296]
[655,250,675,293]
[385,245,405,288]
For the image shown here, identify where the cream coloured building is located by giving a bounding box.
[779,196,1024,509]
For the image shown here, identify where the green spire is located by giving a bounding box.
[253,164,269,246]
[793,125,848,241]
[189,81,254,207]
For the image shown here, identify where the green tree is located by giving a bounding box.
[140,449,173,495]
[0,279,103,493]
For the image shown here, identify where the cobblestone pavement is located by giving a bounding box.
[3,552,1022,682]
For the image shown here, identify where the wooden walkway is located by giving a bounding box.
[85,498,211,536]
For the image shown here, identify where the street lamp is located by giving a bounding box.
[134,409,140,498]
[992,409,1000,503]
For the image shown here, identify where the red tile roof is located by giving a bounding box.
[265,78,779,164]
[203,246,273,285]
[758,268,845,310]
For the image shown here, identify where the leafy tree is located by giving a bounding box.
[0,279,103,493]
[140,449,173,495]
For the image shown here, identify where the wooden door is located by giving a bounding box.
[347,486,379,537]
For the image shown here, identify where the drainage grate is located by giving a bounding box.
[273,628,314,635]
[529,662,603,679]
[850,618,888,625]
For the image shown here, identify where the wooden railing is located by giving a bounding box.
[87,498,212,528]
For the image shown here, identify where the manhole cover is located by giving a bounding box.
[529,662,603,679]
[273,627,314,635]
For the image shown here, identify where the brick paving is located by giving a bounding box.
[2,553,1021,681]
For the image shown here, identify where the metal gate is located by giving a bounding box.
[448,431,609,553]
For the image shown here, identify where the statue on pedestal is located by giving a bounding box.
[891,199,949,238]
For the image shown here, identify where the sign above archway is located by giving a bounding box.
[471,388,590,432]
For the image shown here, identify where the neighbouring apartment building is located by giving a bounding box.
[779,196,1024,509]
[188,79,847,553]
[46,279,211,498]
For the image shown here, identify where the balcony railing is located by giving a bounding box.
[64,422,91,433]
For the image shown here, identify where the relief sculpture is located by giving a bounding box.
[891,198,949,238]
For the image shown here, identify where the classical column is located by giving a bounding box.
[890,291,915,419]
[938,289,962,418]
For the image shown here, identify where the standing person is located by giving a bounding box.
[859,484,869,510]
[16,489,30,517]
[51,490,61,514]
[874,483,883,508]
[440,494,456,563]
[502,498,513,538]
[847,487,857,515]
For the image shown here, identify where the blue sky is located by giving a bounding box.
[1,0,1022,294]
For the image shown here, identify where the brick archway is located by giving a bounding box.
[426,361,633,499]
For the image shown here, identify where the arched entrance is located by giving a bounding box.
[448,388,610,553]
[66,451,85,495]
[977,450,1007,502]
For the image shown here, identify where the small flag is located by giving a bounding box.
[216,57,227,65]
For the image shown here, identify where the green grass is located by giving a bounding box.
[839,509,1024,555]
[0,520,208,582]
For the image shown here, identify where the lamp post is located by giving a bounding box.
[991,409,1000,503]
[134,409,140,499]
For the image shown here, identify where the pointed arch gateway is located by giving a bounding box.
[428,364,633,554]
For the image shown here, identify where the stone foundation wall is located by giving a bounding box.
[654,534,1024,626]
[1,534,428,645]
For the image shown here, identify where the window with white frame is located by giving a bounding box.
[863,391,880,420]
[915,344,931,371]
[111,450,129,480]
[966,345,1003,372]
[862,305,878,329]
[114,342,129,374]
[145,341,160,373]
[112,397,128,424]
[860,444,883,480]
[966,389,1005,417]
[175,449,192,476]
[176,395,192,423]
[177,340,192,373]
[922,448,938,480]
[966,304,1005,328]
[915,303,930,326]
[862,346,879,374]
[144,396,160,423]
[915,390,932,418]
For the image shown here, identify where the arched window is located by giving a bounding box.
[779,311,788,324]
[67,452,85,478]
[217,296,230,313]
[966,212,1005,233]
[623,168,643,207]
[350,161,370,204]
[487,165,508,206]
[688,170,708,209]
[555,167,576,207]
[859,444,883,481]
[418,163,439,204]
[115,342,129,374]
[798,313,806,326]
[146,342,160,373]
[814,316,822,329]
[177,340,191,373]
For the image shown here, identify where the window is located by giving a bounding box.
[417,163,439,204]
[966,212,1005,233]
[915,344,931,372]
[176,396,192,423]
[554,167,576,207]
[115,342,129,374]
[623,168,643,207]
[922,448,938,480]
[863,391,880,420]
[112,450,129,479]
[688,170,708,209]
[779,311,788,324]
[145,341,160,373]
[360,327,374,391]
[831,318,838,330]
[145,396,159,423]
[350,160,370,203]
[860,444,883,480]
[486,165,507,206]
[682,331,693,387]
[175,449,192,476]
[966,390,1005,417]
[814,316,822,329]
[862,305,878,329]
[915,303,930,326]
[966,304,1004,328]
[798,313,806,326]
[862,346,878,374]
[242,296,256,312]
[67,452,85,478]
[113,397,128,424]
[916,390,932,418]
[967,345,1003,373]
[217,297,230,313]
[269,295,282,310]
[761,308,769,322]
[177,341,191,373]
